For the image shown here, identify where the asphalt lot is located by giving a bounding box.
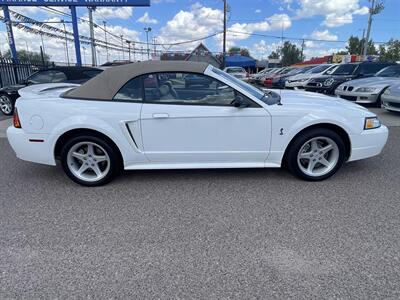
[1,111,400,299]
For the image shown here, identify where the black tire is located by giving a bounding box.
[375,88,387,107]
[0,94,14,116]
[60,135,122,186]
[285,128,346,181]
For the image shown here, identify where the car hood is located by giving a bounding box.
[276,89,369,113]
[339,76,400,88]
[0,84,26,94]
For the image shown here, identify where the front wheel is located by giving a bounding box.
[60,136,121,186]
[286,128,346,181]
[0,94,14,116]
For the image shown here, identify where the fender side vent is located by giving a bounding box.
[125,124,139,149]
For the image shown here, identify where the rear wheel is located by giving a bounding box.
[60,136,121,186]
[0,94,14,116]
[286,128,346,181]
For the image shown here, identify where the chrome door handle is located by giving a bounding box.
[152,113,169,119]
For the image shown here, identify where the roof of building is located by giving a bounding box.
[292,55,332,66]
[64,61,209,101]
[225,55,256,68]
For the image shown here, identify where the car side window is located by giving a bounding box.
[50,71,68,83]
[142,72,256,107]
[113,76,143,102]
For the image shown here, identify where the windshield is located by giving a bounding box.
[375,65,400,77]
[226,67,245,73]
[330,64,358,75]
[307,65,332,74]
[212,67,264,99]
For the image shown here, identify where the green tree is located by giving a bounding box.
[4,49,50,63]
[280,41,302,66]
[228,46,250,57]
[346,35,377,55]
[268,51,280,59]
[379,39,400,62]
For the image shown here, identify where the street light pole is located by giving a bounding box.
[88,6,97,66]
[222,0,227,69]
[126,40,131,62]
[120,35,125,60]
[144,27,152,60]
[62,20,70,66]
[103,21,109,62]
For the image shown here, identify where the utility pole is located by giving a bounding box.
[144,27,152,60]
[153,37,157,57]
[103,21,109,62]
[62,20,70,66]
[222,0,227,69]
[363,0,384,57]
[88,7,97,66]
[360,29,366,55]
[40,33,46,58]
[126,40,131,62]
[132,42,136,61]
[120,35,125,60]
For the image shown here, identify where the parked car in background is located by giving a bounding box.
[268,66,315,89]
[254,68,282,85]
[335,64,400,106]
[285,64,338,89]
[184,74,212,87]
[261,67,295,87]
[0,66,103,115]
[305,62,394,95]
[7,61,388,186]
[249,68,276,84]
[223,67,249,81]
[382,82,400,112]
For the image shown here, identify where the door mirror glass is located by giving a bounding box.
[231,95,249,108]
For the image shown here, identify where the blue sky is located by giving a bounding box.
[0,0,399,63]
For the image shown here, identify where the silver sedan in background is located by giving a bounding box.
[335,65,400,106]
[382,83,400,112]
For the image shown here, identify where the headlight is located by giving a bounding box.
[384,88,391,95]
[364,117,381,130]
[323,78,335,86]
[355,87,377,93]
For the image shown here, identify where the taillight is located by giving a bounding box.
[13,107,22,128]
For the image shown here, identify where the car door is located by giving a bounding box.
[139,72,270,164]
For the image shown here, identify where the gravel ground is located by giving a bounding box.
[1,127,400,299]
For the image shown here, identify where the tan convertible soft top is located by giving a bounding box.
[64,61,209,100]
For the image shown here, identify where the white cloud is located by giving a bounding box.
[137,12,159,24]
[255,9,261,13]
[94,7,133,20]
[310,30,338,41]
[250,39,281,59]
[295,0,369,28]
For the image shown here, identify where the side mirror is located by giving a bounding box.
[232,95,249,108]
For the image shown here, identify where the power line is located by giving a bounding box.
[226,29,391,44]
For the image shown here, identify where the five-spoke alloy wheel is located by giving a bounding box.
[286,128,346,181]
[0,95,14,116]
[61,135,121,186]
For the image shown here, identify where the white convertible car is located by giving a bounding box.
[7,61,388,186]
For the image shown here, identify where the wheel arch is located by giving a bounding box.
[282,123,351,165]
[54,128,124,164]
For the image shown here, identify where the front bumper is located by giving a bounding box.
[304,84,336,94]
[335,89,380,103]
[7,126,56,166]
[348,125,389,162]
[285,81,307,88]
[381,94,400,112]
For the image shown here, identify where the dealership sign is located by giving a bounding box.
[0,0,149,5]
